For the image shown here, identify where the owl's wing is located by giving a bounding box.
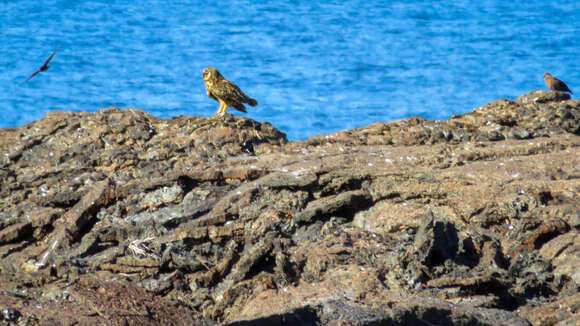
[213,81,244,101]
[206,89,219,102]
[211,80,251,111]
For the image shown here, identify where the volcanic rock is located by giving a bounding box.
[0,91,578,325]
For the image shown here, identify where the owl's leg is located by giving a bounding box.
[218,100,228,116]
[215,103,224,116]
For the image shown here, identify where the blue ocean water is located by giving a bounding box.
[1,1,578,140]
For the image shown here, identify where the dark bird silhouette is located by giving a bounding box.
[23,47,59,83]
[544,72,572,94]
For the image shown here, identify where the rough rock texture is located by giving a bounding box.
[0,90,578,325]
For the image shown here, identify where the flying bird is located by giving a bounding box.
[23,47,59,83]
[202,67,257,116]
[543,72,572,94]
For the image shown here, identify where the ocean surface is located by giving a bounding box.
[1,1,579,141]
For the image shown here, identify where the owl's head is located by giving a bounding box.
[202,67,222,81]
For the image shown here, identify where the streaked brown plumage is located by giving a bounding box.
[202,67,257,116]
[544,72,572,94]
[23,46,59,83]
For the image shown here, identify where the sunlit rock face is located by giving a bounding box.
[0,92,578,325]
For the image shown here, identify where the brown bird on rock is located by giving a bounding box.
[543,72,572,94]
[202,67,257,116]
[23,46,59,83]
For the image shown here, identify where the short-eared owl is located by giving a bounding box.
[202,67,258,116]
[544,72,572,94]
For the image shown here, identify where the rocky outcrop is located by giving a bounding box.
[0,91,578,325]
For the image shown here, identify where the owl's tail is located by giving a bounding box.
[246,98,258,107]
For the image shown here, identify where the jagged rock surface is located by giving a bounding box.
[0,91,578,325]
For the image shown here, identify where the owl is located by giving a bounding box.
[543,72,572,94]
[202,67,258,116]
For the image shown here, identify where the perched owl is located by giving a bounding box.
[543,72,572,94]
[202,67,258,116]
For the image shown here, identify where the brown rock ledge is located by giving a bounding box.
[0,90,578,325]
